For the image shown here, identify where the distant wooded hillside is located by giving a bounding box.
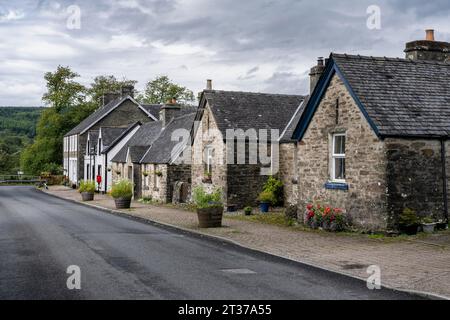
[0,107,43,174]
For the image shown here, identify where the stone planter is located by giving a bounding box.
[81,192,94,201]
[197,206,223,228]
[114,197,131,209]
[422,223,437,234]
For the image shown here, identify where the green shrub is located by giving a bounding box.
[79,180,96,193]
[244,206,253,215]
[111,179,133,199]
[263,176,283,206]
[258,190,276,204]
[421,216,435,224]
[398,208,419,227]
[192,186,223,209]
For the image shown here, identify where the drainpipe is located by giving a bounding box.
[104,154,108,193]
[441,139,449,222]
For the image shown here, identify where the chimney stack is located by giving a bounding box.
[102,92,120,107]
[309,57,325,94]
[121,85,134,98]
[159,97,181,127]
[206,79,212,90]
[405,29,450,62]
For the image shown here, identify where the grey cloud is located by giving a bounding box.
[0,0,449,105]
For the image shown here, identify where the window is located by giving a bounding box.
[331,133,346,182]
[204,146,213,173]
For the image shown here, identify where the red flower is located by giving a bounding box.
[307,204,313,210]
[324,207,331,215]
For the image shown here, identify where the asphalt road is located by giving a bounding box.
[0,186,419,300]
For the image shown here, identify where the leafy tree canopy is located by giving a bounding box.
[88,75,137,106]
[139,75,195,105]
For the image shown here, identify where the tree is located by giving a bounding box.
[21,66,87,175]
[140,75,195,104]
[88,75,137,106]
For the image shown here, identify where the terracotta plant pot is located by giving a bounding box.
[197,206,223,228]
[114,197,131,209]
[81,192,94,201]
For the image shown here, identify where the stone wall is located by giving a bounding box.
[297,74,388,231]
[141,164,169,202]
[386,138,447,222]
[167,164,192,203]
[279,143,299,205]
[191,104,228,202]
[226,141,271,208]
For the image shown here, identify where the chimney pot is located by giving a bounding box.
[426,29,435,41]
[317,57,324,66]
[309,56,326,94]
[206,79,212,90]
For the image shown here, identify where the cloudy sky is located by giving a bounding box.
[0,0,449,106]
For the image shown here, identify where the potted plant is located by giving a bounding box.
[79,180,95,201]
[421,217,437,234]
[398,208,419,235]
[244,206,253,216]
[142,171,149,177]
[155,170,163,177]
[111,179,133,209]
[192,186,223,228]
[257,190,275,213]
[115,169,121,175]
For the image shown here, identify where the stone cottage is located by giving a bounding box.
[292,30,450,231]
[63,86,157,186]
[191,81,305,209]
[111,101,197,199]
[140,112,196,203]
[111,121,163,198]
[83,122,141,192]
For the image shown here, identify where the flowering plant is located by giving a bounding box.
[305,203,345,231]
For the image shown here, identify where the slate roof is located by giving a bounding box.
[330,53,450,137]
[142,104,198,120]
[64,96,154,136]
[129,146,149,163]
[101,127,128,148]
[140,113,196,164]
[111,121,163,163]
[65,97,123,136]
[101,122,141,154]
[280,95,309,143]
[87,131,99,154]
[201,90,305,139]
[142,104,162,119]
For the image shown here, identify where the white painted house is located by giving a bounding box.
[83,122,141,192]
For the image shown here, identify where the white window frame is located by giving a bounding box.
[205,146,213,173]
[331,133,346,183]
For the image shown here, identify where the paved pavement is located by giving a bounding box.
[0,186,419,300]
[43,186,450,299]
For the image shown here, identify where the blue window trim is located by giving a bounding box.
[292,55,381,141]
[324,182,349,191]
